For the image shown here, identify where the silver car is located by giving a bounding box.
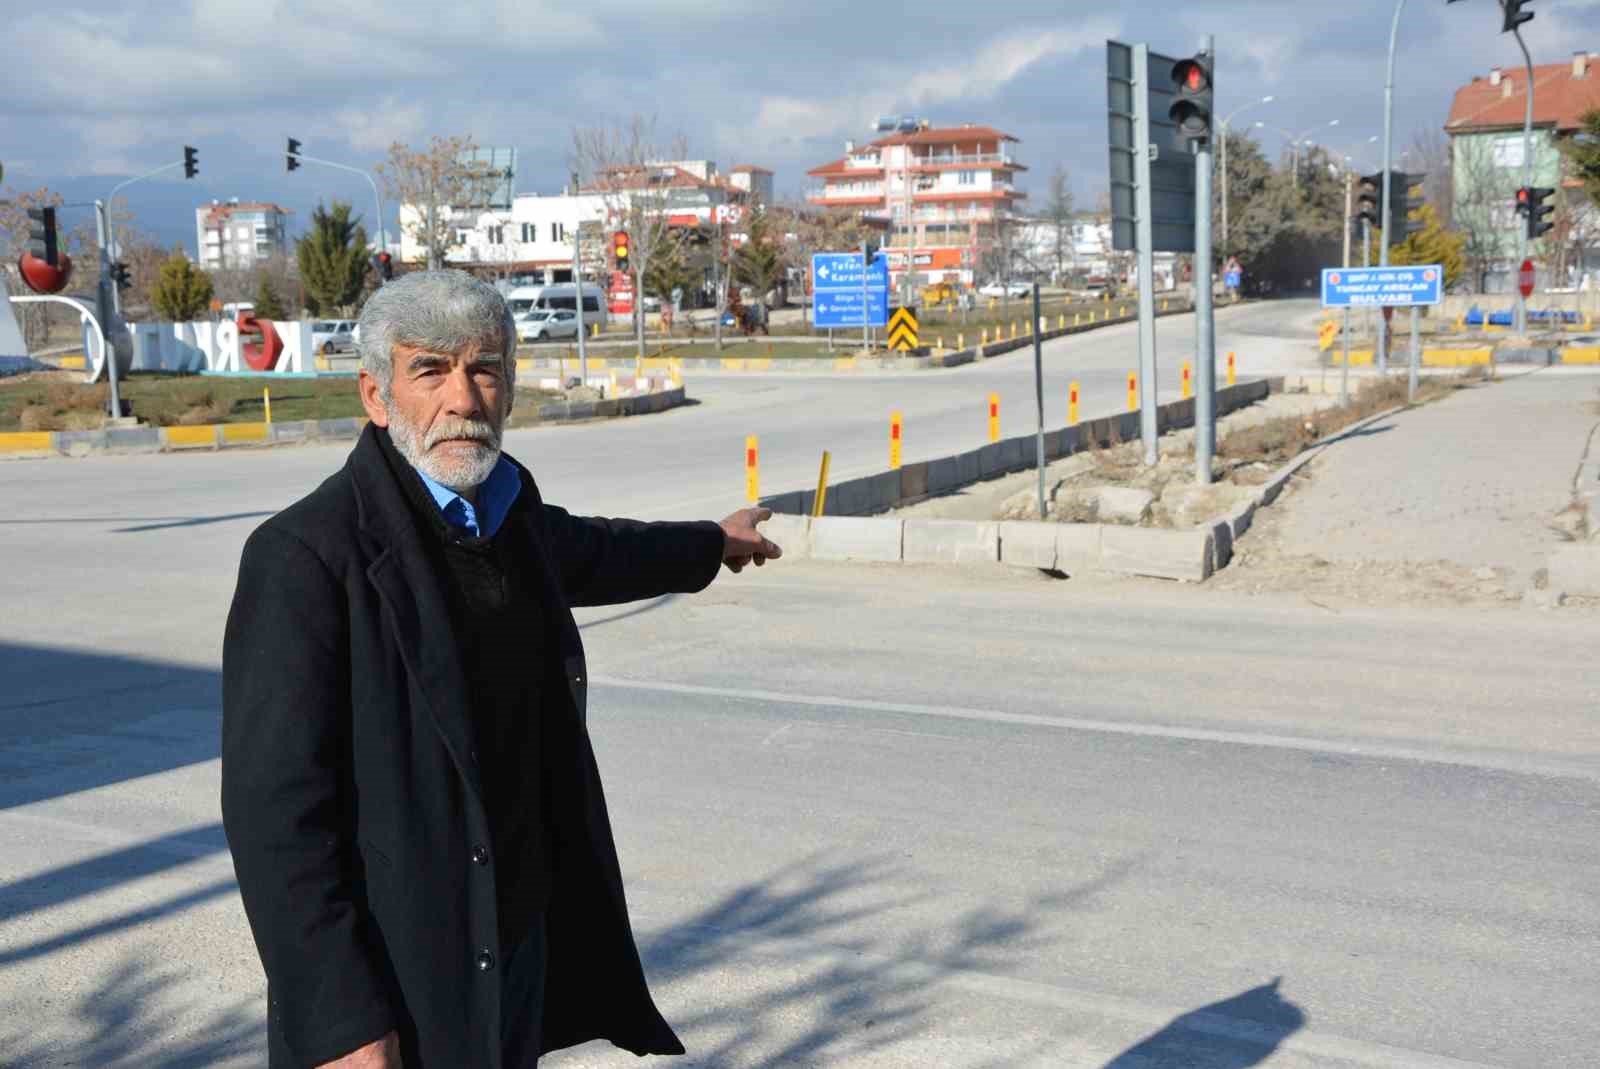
[311,320,356,354]
[516,309,580,342]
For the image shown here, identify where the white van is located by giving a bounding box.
[507,284,607,331]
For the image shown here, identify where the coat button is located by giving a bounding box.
[476,949,496,972]
[470,748,479,765]
[471,844,489,866]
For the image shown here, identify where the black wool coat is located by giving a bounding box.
[221,425,724,1068]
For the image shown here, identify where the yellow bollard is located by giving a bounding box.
[1103,291,1110,303]
[1074,313,1080,326]
[889,410,903,469]
[1068,380,1080,425]
[981,328,989,345]
[1089,311,1096,323]
[1181,361,1192,399]
[745,436,759,504]
[1120,305,1127,318]
[812,450,831,518]
[1227,351,1236,386]
[1058,313,1065,330]
[1162,299,1168,312]
[262,387,272,425]
[988,393,1000,442]
[938,334,944,351]
[1127,372,1138,413]
[957,332,964,350]
[1010,321,1018,339]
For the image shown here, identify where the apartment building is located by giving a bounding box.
[195,199,291,270]
[806,123,1026,286]
[1445,51,1600,290]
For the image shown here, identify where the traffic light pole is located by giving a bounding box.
[1341,172,1352,406]
[1512,22,1535,335]
[92,199,122,418]
[1193,35,1216,486]
[290,152,388,258]
[105,160,184,317]
[1377,0,1407,375]
[1133,43,1159,467]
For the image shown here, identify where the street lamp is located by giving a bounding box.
[1281,119,1341,190]
[1220,94,1273,251]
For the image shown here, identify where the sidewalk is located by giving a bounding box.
[1216,369,1600,607]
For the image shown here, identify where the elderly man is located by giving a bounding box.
[222,270,779,1068]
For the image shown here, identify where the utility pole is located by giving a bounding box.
[1377,0,1408,374]
[1194,34,1217,486]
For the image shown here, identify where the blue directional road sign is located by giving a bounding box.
[1224,268,1241,289]
[813,251,889,328]
[1320,264,1442,308]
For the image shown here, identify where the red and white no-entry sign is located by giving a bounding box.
[1518,259,1536,299]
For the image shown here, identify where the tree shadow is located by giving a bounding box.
[0,954,263,1068]
[1101,978,1307,1068]
[589,850,1148,1067]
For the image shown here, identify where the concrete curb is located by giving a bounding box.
[0,387,690,460]
[756,378,1277,582]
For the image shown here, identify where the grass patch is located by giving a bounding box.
[0,373,561,431]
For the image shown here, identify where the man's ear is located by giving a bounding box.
[358,369,390,428]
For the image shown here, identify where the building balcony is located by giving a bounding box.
[909,152,1025,171]
[805,187,886,207]
[911,189,1026,203]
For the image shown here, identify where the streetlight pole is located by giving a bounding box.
[1377,0,1408,375]
[287,148,388,259]
[1219,95,1274,252]
[1511,20,1536,336]
[1282,120,1341,192]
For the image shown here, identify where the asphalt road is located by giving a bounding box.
[10,295,1595,1067]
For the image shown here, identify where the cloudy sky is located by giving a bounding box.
[3,0,1598,248]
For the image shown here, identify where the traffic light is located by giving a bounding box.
[613,230,630,273]
[1356,173,1382,228]
[25,206,59,267]
[111,262,132,291]
[287,138,301,172]
[183,145,198,179]
[1168,51,1215,144]
[374,251,393,281]
[1501,0,1534,34]
[1390,171,1427,242]
[864,241,879,264]
[1520,186,1555,239]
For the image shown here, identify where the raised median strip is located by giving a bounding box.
[0,386,690,460]
[757,379,1277,582]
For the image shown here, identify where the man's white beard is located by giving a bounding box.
[386,402,503,493]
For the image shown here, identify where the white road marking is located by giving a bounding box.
[592,676,1600,783]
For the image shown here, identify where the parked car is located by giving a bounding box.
[977,281,1030,298]
[516,309,580,342]
[641,295,662,313]
[311,320,356,354]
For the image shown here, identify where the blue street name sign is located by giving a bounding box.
[1224,268,1241,289]
[1320,264,1443,308]
[813,251,889,328]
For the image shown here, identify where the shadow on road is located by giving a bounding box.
[612,850,1145,1067]
[1101,978,1306,1068]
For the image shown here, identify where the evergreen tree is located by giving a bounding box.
[730,209,783,302]
[296,201,369,315]
[643,239,695,307]
[1385,203,1467,291]
[151,245,215,321]
[252,273,289,320]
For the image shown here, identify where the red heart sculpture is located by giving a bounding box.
[237,311,283,371]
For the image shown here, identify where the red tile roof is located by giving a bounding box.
[1445,56,1600,133]
[730,164,772,173]
[870,125,1019,147]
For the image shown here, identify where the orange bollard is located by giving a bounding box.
[1182,361,1192,399]
[1068,381,1080,425]
[988,393,1000,442]
[1127,372,1138,412]
[745,436,759,504]
[1227,350,1236,386]
[889,411,903,469]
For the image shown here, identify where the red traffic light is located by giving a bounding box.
[1171,58,1210,94]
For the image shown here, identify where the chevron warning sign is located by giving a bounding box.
[888,307,919,352]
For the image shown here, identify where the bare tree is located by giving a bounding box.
[1408,128,1453,230]
[1451,135,1519,293]
[1042,166,1075,282]
[572,115,694,362]
[779,201,871,331]
[377,135,500,270]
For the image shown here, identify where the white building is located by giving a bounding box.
[195,199,291,270]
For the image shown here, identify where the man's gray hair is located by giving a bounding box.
[357,270,517,399]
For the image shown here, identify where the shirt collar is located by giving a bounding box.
[415,455,521,539]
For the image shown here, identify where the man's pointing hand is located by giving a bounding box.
[719,507,783,573]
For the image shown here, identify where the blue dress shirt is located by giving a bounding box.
[416,456,522,539]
